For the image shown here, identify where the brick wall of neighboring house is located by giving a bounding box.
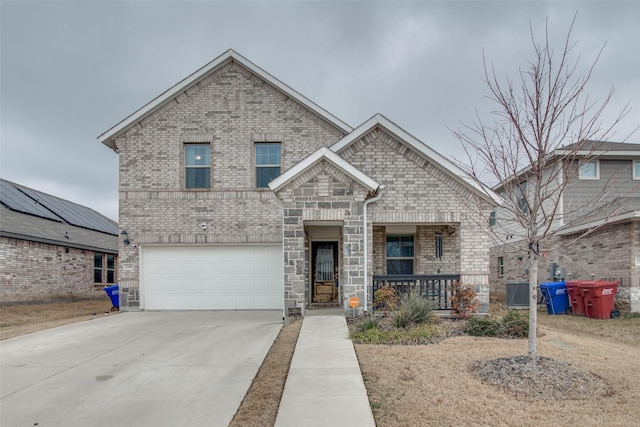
[0,237,112,303]
[490,221,640,313]
[115,61,347,309]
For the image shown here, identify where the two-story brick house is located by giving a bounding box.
[99,49,499,315]
[489,141,640,313]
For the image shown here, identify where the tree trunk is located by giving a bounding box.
[528,253,539,367]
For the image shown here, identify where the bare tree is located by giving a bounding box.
[453,15,633,366]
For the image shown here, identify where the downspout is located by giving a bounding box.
[362,185,384,314]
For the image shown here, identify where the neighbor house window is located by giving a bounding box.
[515,182,528,214]
[578,160,599,180]
[633,160,640,180]
[94,254,116,284]
[435,233,443,259]
[255,143,281,188]
[386,235,414,274]
[489,211,496,227]
[185,144,211,189]
[498,256,504,275]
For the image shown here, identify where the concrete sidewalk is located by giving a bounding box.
[275,309,375,427]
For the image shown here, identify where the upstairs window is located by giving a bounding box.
[578,160,599,180]
[489,211,496,227]
[515,182,528,214]
[386,235,414,275]
[633,160,640,180]
[185,144,211,189]
[255,143,281,188]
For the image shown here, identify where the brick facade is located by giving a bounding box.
[108,51,495,313]
[0,237,111,303]
[490,222,640,313]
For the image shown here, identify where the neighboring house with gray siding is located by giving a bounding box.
[489,141,640,313]
[99,49,500,315]
[0,179,119,303]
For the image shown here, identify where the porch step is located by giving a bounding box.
[309,303,340,309]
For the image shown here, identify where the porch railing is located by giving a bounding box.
[372,274,461,311]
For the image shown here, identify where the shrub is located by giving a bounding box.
[373,287,399,311]
[392,308,411,328]
[403,292,437,325]
[464,316,501,337]
[464,310,529,338]
[497,310,529,338]
[450,282,479,318]
[357,316,381,332]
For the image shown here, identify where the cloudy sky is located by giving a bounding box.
[1,1,638,221]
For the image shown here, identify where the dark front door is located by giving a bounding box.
[311,241,339,303]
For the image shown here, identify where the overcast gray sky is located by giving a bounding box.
[1,1,638,221]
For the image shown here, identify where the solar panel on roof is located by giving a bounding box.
[17,186,118,235]
[0,180,63,222]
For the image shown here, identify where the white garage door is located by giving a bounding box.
[141,245,283,310]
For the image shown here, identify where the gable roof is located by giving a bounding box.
[331,114,502,205]
[99,49,353,150]
[0,179,118,236]
[268,147,380,193]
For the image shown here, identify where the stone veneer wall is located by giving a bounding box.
[274,162,369,315]
[0,237,110,303]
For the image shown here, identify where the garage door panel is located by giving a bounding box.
[142,245,283,310]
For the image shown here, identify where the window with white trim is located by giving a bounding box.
[386,235,414,274]
[185,144,211,189]
[255,143,281,188]
[515,182,528,214]
[497,256,504,275]
[578,160,599,180]
[633,160,640,180]
[489,211,496,227]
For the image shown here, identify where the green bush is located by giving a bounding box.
[497,310,529,338]
[464,316,501,337]
[464,310,529,338]
[403,292,437,324]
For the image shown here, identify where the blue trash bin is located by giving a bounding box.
[103,285,120,311]
[540,282,569,315]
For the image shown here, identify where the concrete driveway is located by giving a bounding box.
[0,310,282,427]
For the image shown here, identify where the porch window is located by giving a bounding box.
[255,143,281,188]
[316,245,334,281]
[386,235,414,274]
[185,144,211,189]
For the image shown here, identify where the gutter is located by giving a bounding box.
[362,185,385,314]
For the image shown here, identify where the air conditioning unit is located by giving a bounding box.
[506,281,529,307]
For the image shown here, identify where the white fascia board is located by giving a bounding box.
[98,49,353,150]
[269,147,379,192]
[553,149,640,157]
[332,114,502,206]
[555,210,640,236]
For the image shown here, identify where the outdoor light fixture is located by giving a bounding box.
[121,230,130,245]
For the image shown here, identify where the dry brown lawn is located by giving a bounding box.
[0,299,116,340]
[356,309,640,427]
